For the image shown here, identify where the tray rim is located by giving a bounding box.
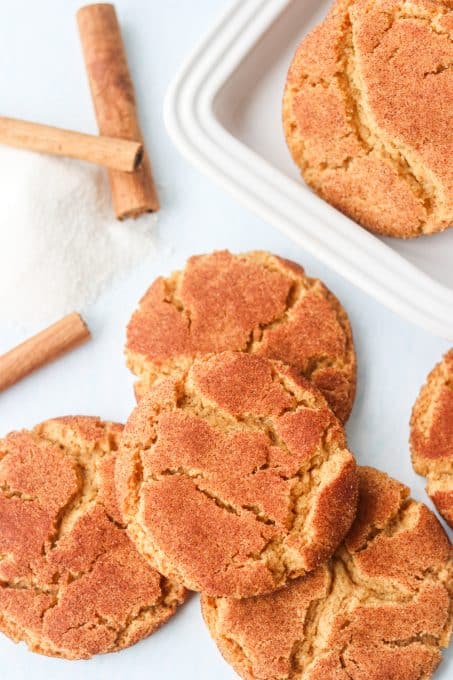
[164,0,453,341]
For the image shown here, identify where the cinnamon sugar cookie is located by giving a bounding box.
[202,467,453,680]
[116,351,358,598]
[126,250,356,422]
[0,417,186,659]
[411,350,453,527]
[283,0,453,238]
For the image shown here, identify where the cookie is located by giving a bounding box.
[0,417,186,660]
[283,0,453,238]
[411,349,453,527]
[116,351,358,598]
[126,250,356,422]
[202,466,453,680]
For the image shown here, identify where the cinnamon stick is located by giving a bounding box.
[0,117,143,172]
[77,3,159,219]
[0,313,90,392]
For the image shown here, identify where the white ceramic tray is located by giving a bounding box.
[164,0,453,341]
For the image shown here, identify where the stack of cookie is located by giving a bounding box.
[0,251,451,679]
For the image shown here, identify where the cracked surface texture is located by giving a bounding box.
[202,466,453,680]
[283,0,453,238]
[125,250,356,423]
[0,417,186,659]
[115,351,358,598]
[411,349,453,527]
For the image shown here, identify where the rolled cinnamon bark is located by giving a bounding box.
[0,117,143,172]
[0,313,90,392]
[77,3,159,219]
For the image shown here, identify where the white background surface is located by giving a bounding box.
[0,1,451,678]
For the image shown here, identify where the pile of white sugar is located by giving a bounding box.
[0,147,156,330]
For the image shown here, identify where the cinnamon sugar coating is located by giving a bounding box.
[0,417,186,659]
[284,0,453,238]
[116,351,358,598]
[126,250,356,423]
[411,349,453,527]
[202,467,453,680]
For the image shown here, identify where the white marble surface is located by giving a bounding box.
[0,1,451,678]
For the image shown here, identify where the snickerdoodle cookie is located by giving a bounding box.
[202,466,453,680]
[411,350,453,527]
[126,250,356,422]
[283,0,453,238]
[116,351,358,598]
[0,417,186,659]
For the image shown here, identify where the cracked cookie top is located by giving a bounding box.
[125,250,356,423]
[115,351,358,598]
[411,349,453,527]
[283,0,453,238]
[0,417,186,659]
[201,466,453,680]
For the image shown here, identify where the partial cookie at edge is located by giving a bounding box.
[283,0,453,238]
[411,349,453,527]
[0,416,186,660]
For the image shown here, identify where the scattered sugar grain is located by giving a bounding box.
[0,146,156,330]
